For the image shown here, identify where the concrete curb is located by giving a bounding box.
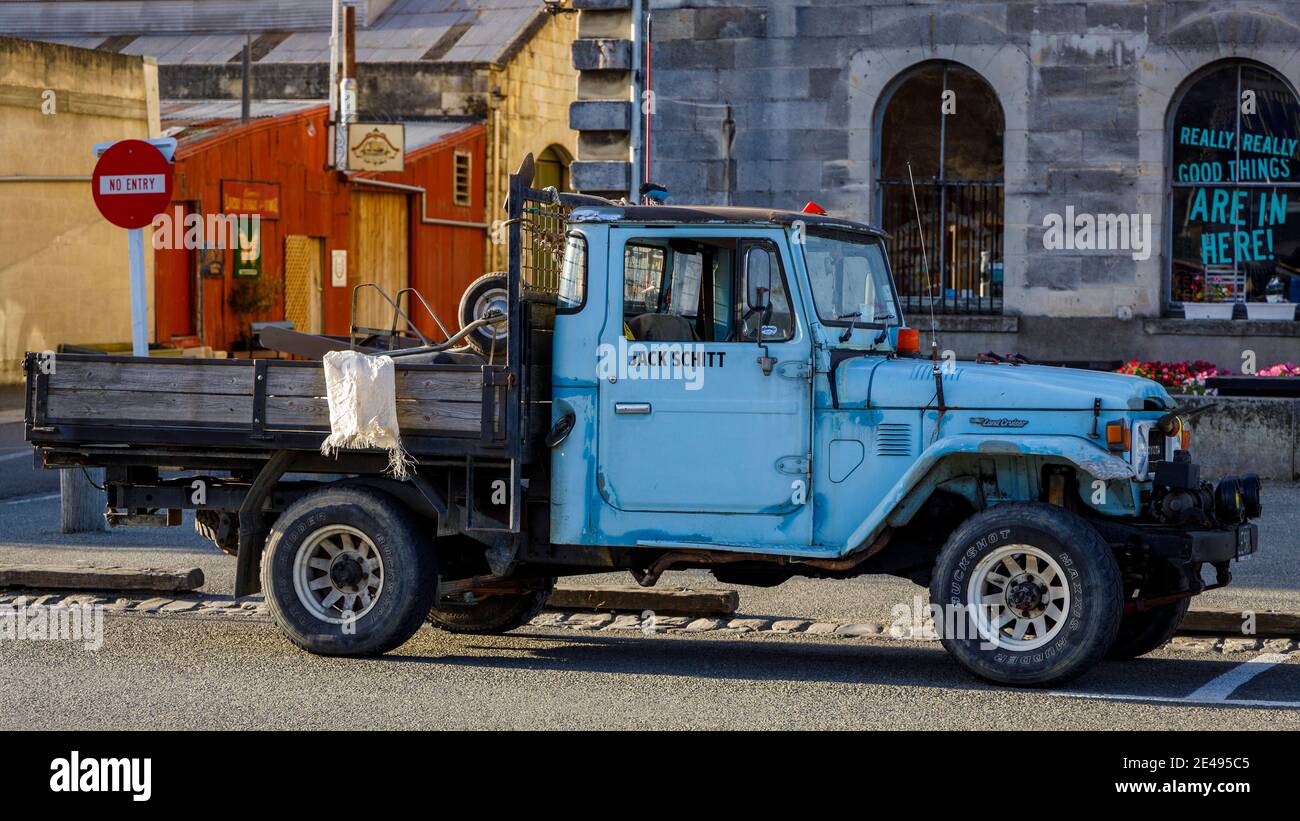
[0,564,204,593]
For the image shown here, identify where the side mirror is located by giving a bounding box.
[745,247,772,313]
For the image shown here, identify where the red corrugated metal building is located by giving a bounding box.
[153,99,487,353]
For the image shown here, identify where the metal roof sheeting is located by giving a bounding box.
[159,98,482,156]
[2,0,545,65]
[0,1,347,37]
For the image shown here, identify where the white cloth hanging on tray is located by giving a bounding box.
[319,350,415,479]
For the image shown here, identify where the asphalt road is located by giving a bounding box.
[0,612,1295,731]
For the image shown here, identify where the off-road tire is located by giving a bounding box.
[458,272,508,357]
[930,502,1123,687]
[1107,596,1190,659]
[427,579,555,635]
[261,487,437,656]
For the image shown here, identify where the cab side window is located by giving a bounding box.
[620,237,795,343]
[622,239,736,342]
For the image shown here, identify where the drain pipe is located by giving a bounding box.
[347,177,488,230]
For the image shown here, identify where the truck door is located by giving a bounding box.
[596,228,813,544]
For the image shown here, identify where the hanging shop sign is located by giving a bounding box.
[221,180,281,220]
[346,124,405,173]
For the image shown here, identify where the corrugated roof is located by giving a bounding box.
[1,0,546,65]
[161,98,329,124]
[160,98,482,156]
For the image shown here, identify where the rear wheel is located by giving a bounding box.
[458,272,508,356]
[929,503,1123,687]
[427,579,555,635]
[1107,598,1189,659]
[261,487,437,656]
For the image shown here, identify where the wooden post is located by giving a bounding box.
[60,468,105,533]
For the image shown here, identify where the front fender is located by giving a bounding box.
[838,434,1134,557]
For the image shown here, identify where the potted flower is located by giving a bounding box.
[1182,279,1235,320]
[1244,275,1296,320]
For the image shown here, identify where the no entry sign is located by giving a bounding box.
[91,139,173,229]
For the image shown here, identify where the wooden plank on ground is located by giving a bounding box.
[0,565,204,593]
[547,586,738,616]
[1182,609,1300,638]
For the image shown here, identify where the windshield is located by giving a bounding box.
[802,229,900,328]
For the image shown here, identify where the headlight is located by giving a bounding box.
[1130,420,1153,478]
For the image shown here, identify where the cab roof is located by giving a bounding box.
[568,203,887,238]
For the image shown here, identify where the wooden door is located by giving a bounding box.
[349,191,409,332]
[155,203,197,343]
[284,235,324,335]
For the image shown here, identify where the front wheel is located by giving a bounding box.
[261,487,437,656]
[929,503,1123,687]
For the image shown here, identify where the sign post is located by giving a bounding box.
[90,138,176,357]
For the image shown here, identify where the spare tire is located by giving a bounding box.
[458,272,509,357]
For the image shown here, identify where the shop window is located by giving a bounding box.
[1169,61,1300,314]
[878,61,1005,315]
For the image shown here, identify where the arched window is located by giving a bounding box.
[878,62,1004,314]
[535,144,572,192]
[1169,61,1300,315]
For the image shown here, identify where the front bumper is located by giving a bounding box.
[1187,522,1258,563]
[1094,519,1259,564]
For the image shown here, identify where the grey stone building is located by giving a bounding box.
[568,0,1300,368]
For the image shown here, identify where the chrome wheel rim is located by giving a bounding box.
[967,544,1070,651]
[473,288,509,341]
[292,525,384,625]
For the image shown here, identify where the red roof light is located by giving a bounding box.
[802,201,827,215]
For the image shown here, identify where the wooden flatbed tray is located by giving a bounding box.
[26,354,508,456]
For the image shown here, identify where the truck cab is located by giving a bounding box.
[541,199,1260,685]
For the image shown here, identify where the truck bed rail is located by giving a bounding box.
[25,354,509,457]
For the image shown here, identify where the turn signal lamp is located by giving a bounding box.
[896,327,920,355]
[1105,420,1131,452]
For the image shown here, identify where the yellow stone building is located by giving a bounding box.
[0,37,161,383]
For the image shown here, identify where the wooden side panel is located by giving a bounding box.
[40,358,491,436]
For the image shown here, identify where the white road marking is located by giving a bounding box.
[1052,651,1297,707]
[0,451,32,462]
[1051,691,1300,709]
[1,493,60,505]
[1186,652,1291,701]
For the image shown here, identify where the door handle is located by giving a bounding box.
[614,402,652,415]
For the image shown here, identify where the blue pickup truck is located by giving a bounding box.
[25,157,1260,686]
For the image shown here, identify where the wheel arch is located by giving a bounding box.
[844,434,1139,559]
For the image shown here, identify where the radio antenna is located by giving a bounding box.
[906,161,946,418]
